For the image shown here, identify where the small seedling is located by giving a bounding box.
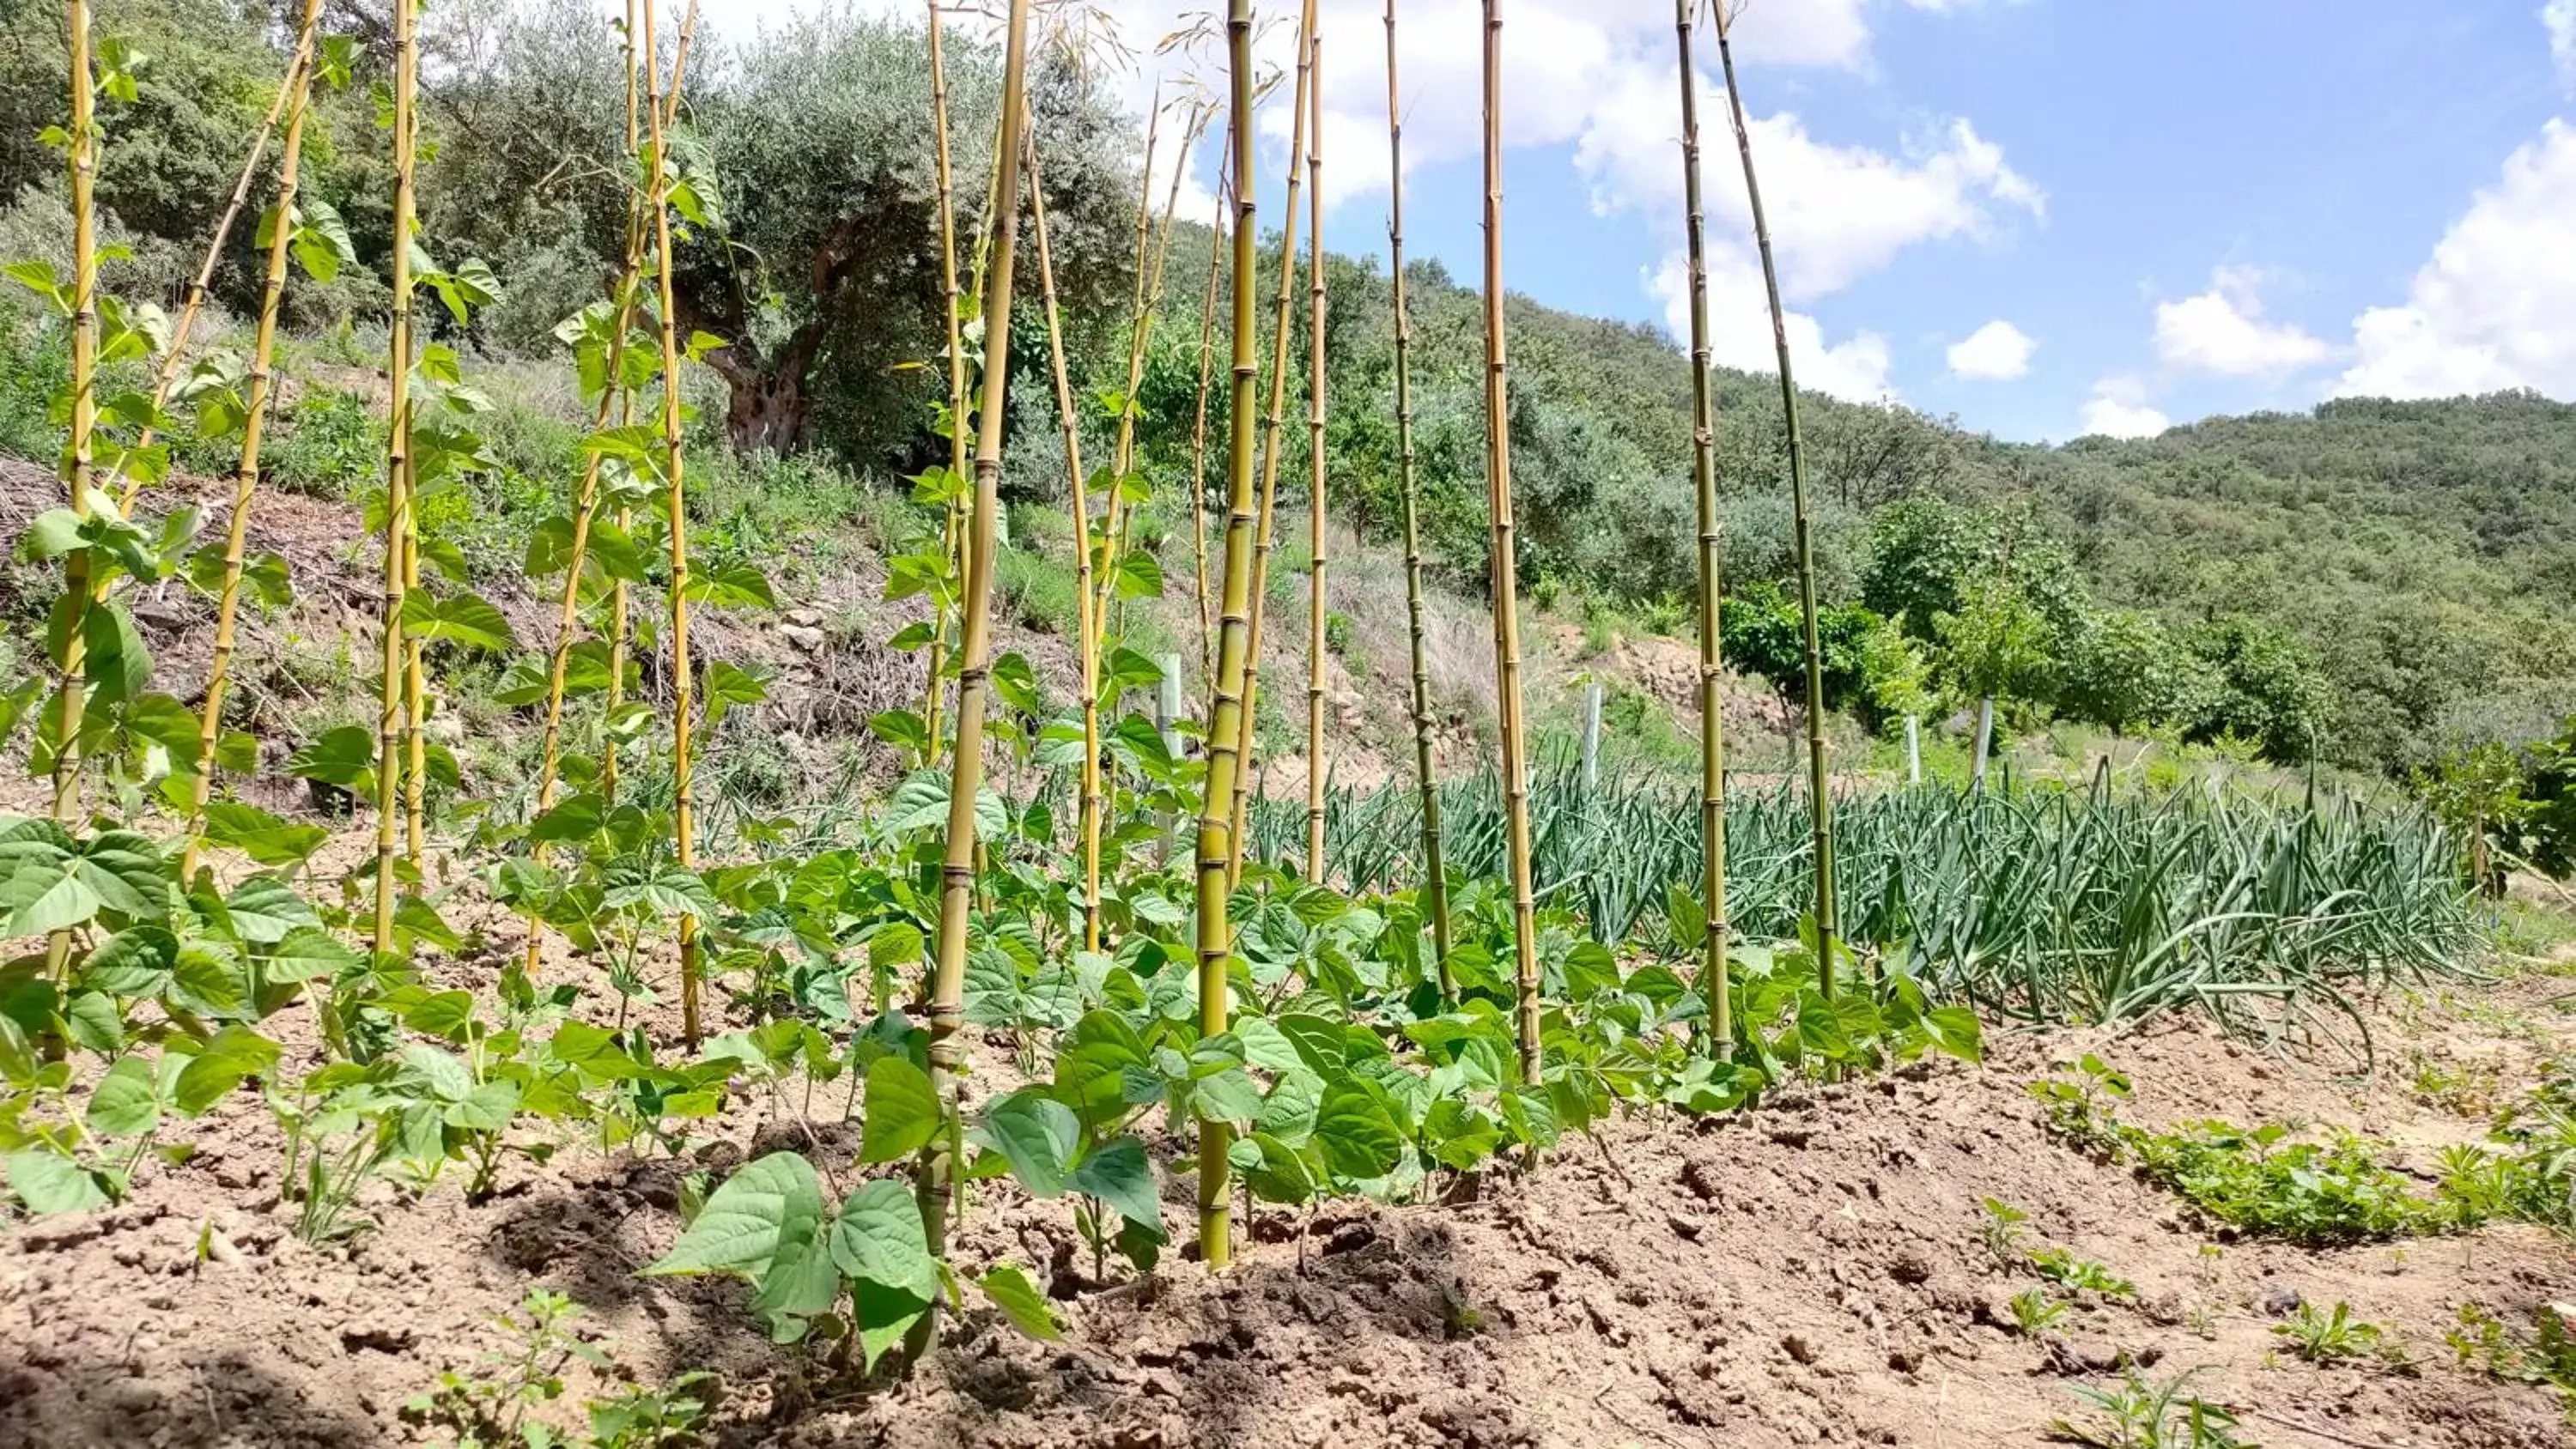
[404,1290,611,1447]
[2012,1287,2069,1337]
[1981,1197,2032,1264]
[2273,1300,2384,1363]
[2031,1246,2137,1299]
[2049,1367,2250,1448]
[2450,1301,2576,1425]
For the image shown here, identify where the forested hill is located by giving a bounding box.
[1157,205,2576,779]
[2024,395,2576,774]
[2,0,2568,780]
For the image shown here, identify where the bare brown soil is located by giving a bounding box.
[5,934,2573,1449]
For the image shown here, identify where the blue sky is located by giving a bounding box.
[726,0,2576,442]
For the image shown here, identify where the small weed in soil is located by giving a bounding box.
[2048,1367,2251,1448]
[2450,1301,2576,1427]
[2270,1300,2386,1364]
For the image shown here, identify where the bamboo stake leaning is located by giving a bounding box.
[521,0,698,979]
[180,0,325,880]
[113,39,307,518]
[1022,130,1103,955]
[1224,0,1320,882]
[1301,38,1328,883]
[1714,2,1837,997]
[1186,150,1231,694]
[43,0,103,1026]
[370,0,422,959]
[1196,0,1261,1273]
[925,0,1034,1278]
[921,0,967,766]
[1674,0,1729,1045]
[49,0,100,830]
[601,2,697,804]
[1383,0,1449,986]
[1061,96,1162,956]
[1088,100,1204,634]
[1479,0,1542,1085]
[637,0,709,1046]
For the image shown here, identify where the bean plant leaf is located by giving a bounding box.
[1314,1081,1403,1180]
[85,1053,161,1138]
[202,802,327,868]
[830,1178,942,1303]
[975,1265,1062,1341]
[0,825,167,937]
[858,1055,941,1166]
[5,1149,110,1214]
[970,1088,1078,1197]
[643,1151,823,1279]
[285,724,377,791]
[400,589,516,652]
[1065,1135,1159,1230]
[173,1025,281,1114]
[700,660,769,731]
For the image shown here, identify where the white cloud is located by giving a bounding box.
[2548,0,2576,93]
[1649,252,1893,401]
[1585,37,2038,403]
[1946,319,2034,379]
[2152,266,2333,377]
[2076,376,2169,439]
[2336,118,2576,399]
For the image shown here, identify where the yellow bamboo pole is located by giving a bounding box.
[1187,149,1230,696]
[1023,130,1102,955]
[1089,100,1205,633]
[921,0,966,766]
[601,0,696,806]
[115,43,305,518]
[1064,95,1162,956]
[1196,0,1261,1273]
[49,0,99,828]
[180,0,324,881]
[521,0,697,979]
[925,0,1033,1269]
[637,0,706,1047]
[1224,0,1320,882]
[1716,3,1836,996]
[1301,37,1328,884]
[368,0,420,959]
[1480,0,1541,1085]
[1674,0,1729,1046]
[1384,0,1449,986]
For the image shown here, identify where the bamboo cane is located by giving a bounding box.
[1383,0,1449,986]
[925,0,1033,1274]
[639,0,707,1046]
[179,0,325,881]
[49,0,99,828]
[1089,100,1205,633]
[1187,149,1230,696]
[1224,0,1320,882]
[521,0,696,979]
[1023,130,1103,955]
[1674,0,1730,1045]
[114,44,305,518]
[1479,0,1542,1086]
[1061,94,1162,958]
[1714,3,1836,997]
[1196,0,1260,1273]
[602,0,697,806]
[921,0,967,766]
[368,0,420,960]
[1302,39,1327,884]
